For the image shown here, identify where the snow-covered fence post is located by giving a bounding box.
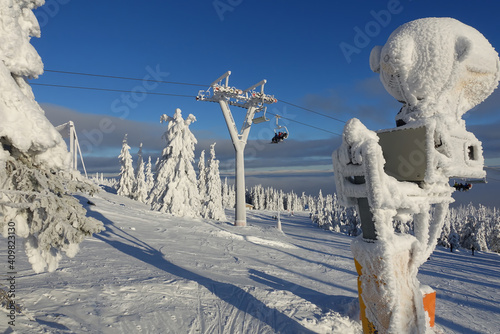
[332,18,499,333]
[196,71,277,226]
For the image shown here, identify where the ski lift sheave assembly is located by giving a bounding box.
[196,71,277,114]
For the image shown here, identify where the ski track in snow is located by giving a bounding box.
[1,189,499,333]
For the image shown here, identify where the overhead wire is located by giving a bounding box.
[278,100,346,124]
[265,110,341,136]
[32,70,500,179]
[33,82,341,136]
[44,69,206,87]
[30,82,194,98]
[41,69,345,123]
[484,166,500,182]
[33,70,346,136]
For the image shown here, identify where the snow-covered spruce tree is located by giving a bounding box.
[488,211,500,252]
[197,150,207,202]
[227,183,236,209]
[144,156,154,201]
[133,143,148,203]
[221,177,229,208]
[0,0,103,273]
[117,134,135,198]
[202,143,226,220]
[149,108,201,217]
[154,157,160,172]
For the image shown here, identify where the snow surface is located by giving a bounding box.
[1,188,499,333]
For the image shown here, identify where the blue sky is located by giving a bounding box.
[31,0,500,206]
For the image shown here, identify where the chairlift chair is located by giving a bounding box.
[452,177,487,192]
[253,107,270,124]
[271,115,289,143]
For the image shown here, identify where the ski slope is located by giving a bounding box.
[1,189,499,333]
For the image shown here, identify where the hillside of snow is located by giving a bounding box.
[1,188,499,334]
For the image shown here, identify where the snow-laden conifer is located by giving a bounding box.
[117,134,135,198]
[221,177,230,208]
[202,143,226,220]
[154,157,160,172]
[227,183,236,209]
[149,108,200,217]
[133,143,147,203]
[197,150,207,202]
[0,0,103,273]
[144,156,154,200]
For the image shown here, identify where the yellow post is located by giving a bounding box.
[354,259,377,333]
[354,258,436,333]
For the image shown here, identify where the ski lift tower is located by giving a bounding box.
[197,71,277,226]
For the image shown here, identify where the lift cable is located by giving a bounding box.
[30,82,341,136]
[278,100,346,124]
[265,110,341,136]
[30,82,194,98]
[44,69,206,87]
[41,69,346,123]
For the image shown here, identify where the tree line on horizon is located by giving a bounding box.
[96,108,499,254]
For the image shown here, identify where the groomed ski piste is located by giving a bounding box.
[1,188,499,334]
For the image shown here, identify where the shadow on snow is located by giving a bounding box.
[87,206,317,334]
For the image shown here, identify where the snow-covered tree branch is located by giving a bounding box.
[0,0,103,273]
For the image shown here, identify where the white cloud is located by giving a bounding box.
[43,103,500,204]
[42,103,166,155]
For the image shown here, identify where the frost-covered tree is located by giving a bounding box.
[197,150,207,202]
[202,143,226,220]
[264,187,275,211]
[221,177,229,208]
[227,183,236,209]
[488,212,500,253]
[438,210,451,248]
[149,108,200,217]
[252,185,265,211]
[133,143,147,203]
[221,177,236,209]
[144,156,154,200]
[117,134,135,198]
[278,190,285,212]
[0,0,103,273]
[154,157,160,172]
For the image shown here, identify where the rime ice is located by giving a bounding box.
[0,0,103,273]
[333,17,500,333]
